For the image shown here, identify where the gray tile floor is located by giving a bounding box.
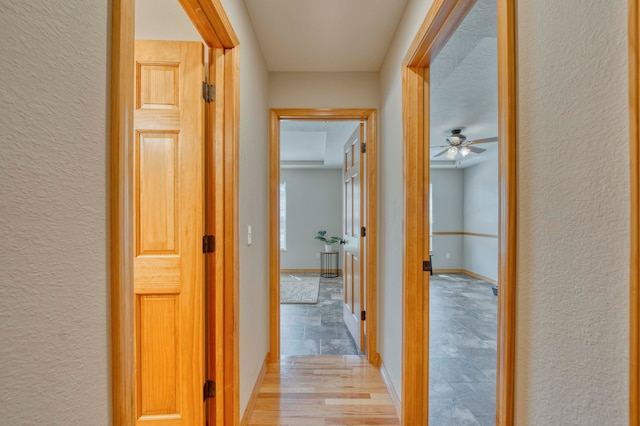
[429,273,497,426]
[280,273,359,356]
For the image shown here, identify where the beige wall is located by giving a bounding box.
[378,0,437,399]
[269,72,379,108]
[0,0,110,423]
[219,0,271,416]
[1,0,631,423]
[515,0,628,423]
[379,0,629,423]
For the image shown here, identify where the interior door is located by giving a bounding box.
[343,122,366,352]
[133,40,204,425]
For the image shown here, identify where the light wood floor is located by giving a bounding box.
[245,355,400,425]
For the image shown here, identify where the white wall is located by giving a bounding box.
[0,0,110,423]
[380,0,629,423]
[463,155,498,281]
[219,0,271,416]
[280,169,343,270]
[515,0,628,423]
[430,169,464,270]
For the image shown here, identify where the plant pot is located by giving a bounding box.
[324,244,333,252]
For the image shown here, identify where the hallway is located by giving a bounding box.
[245,356,399,425]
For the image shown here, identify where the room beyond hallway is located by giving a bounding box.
[429,273,497,425]
[245,355,399,425]
[280,273,358,355]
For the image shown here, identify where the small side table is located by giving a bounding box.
[320,251,339,278]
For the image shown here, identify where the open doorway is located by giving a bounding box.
[401,0,516,423]
[428,1,499,422]
[269,109,379,366]
[279,120,360,356]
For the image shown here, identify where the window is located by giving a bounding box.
[280,182,286,251]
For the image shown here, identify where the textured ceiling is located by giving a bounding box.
[430,0,498,168]
[244,0,408,72]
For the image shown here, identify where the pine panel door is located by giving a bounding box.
[133,40,204,425]
[343,123,366,352]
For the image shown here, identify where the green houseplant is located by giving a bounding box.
[315,230,343,252]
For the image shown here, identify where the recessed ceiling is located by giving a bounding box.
[243,0,408,72]
[280,121,360,169]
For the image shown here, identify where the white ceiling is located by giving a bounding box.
[243,0,408,72]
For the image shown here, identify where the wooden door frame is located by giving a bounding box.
[109,1,240,424]
[269,108,379,366]
[401,0,517,424]
[630,0,640,422]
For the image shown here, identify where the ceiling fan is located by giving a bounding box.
[434,128,498,160]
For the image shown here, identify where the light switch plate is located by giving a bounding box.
[247,225,252,245]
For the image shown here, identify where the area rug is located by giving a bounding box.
[280,274,320,304]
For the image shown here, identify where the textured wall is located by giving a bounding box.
[431,169,464,269]
[515,0,629,423]
[280,169,343,269]
[463,156,498,281]
[0,1,109,423]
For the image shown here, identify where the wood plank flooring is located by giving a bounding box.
[246,355,400,425]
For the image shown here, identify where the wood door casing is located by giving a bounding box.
[133,40,204,425]
[343,123,366,352]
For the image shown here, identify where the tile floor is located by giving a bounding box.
[429,273,498,426]
[279,272,497,425]
[280,273,359,356]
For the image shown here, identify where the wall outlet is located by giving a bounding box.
[446,252,451,259]
[316,253,320,259]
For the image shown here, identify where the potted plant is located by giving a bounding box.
[315,230,344,252]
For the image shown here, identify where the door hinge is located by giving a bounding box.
[360,226,366,237]
[423,260,432,272]
[361,310,366,321]
[202,81,215,103]
[203,235,215,253]
[361,143,366,154]
[203,380,216,400]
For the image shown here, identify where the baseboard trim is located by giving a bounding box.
[379,357,401,418]
[240,354,269,426]
[280,269,321,274]
[432,269,498,285]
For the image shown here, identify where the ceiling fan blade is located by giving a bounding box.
[433,148,449,157]
[469,146,486,154]
[469,136,498,144]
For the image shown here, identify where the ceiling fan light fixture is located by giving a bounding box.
[446,146,458,160]
[460,146,471,157]
[447,128,467,146]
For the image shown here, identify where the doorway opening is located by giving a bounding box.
[279,119,361,356]
[269,109,379,366]
[428,1,499,422]
[401,0,516,424]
